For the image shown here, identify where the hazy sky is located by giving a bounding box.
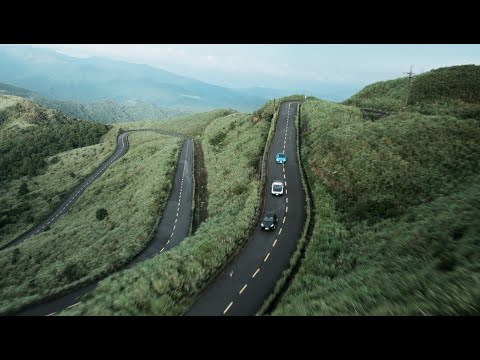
[30,44,480,92]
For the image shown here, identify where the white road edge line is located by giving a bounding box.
[252,268,260,278]
[67,302,81,309]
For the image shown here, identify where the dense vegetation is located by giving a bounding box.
[63,107,272,315]
[0,96,110,182]
[344,65,480,119]
[274,99,480,315]
[0,127,119,247]
[0,132,180,314]
[119,109,236,137]
[36,98,192,124]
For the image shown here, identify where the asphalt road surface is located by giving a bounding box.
[187,101,305,316]
[2,131,132,250]
[14,134,193,316]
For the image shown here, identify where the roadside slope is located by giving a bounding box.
[187,101,305,315]
[1,132,181,315]
[14,137,193,316]
[63,108,270,315]
[273,99,480,315]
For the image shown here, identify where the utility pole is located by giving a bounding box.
[404,65,415,107]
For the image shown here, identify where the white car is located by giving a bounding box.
[271,181,284,196]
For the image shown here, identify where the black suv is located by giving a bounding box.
[261,211,278,231]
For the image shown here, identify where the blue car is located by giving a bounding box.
[275,153,287,164]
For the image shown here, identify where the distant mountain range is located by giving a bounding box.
[0,82,192,123]
[0,45,286,112]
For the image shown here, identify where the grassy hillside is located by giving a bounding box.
[0,96,110,182]
[62,104,274,315]
[0,96,113,245]
[344,65,480,119]
[37,98,192,124]
[0,83,193,123]
[0,128,120,248]
[0,132,180,314]
[273,99,480,315]
[119,109,236,137]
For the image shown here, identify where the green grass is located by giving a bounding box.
[344,65,480,119]
[0,132,180,314]
[117,109,236,138]
[0,96,111,181]
[0,128,120,248]
[273,99,480,315]
[61,110,271,316]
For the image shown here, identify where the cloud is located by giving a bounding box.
[25,44,480,90]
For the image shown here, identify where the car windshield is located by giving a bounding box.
[277,154,285,158]
[273,185,283,191]
[264,216,273,222]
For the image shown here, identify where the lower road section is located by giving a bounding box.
[14,135,193,316]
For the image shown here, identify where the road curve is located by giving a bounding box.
[13,134,194,316]
[187,101,305,316]
[1,131,131,250]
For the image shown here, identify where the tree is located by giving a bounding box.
[96,208,108,221]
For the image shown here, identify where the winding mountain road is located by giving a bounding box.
[187,101,305,316]
[2,131,131,250]
[12,130,193,316]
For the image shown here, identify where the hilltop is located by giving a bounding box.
[274,67,480,315]
[0,95,110,181]
[0,82,191,123]
[344,64,480,119]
